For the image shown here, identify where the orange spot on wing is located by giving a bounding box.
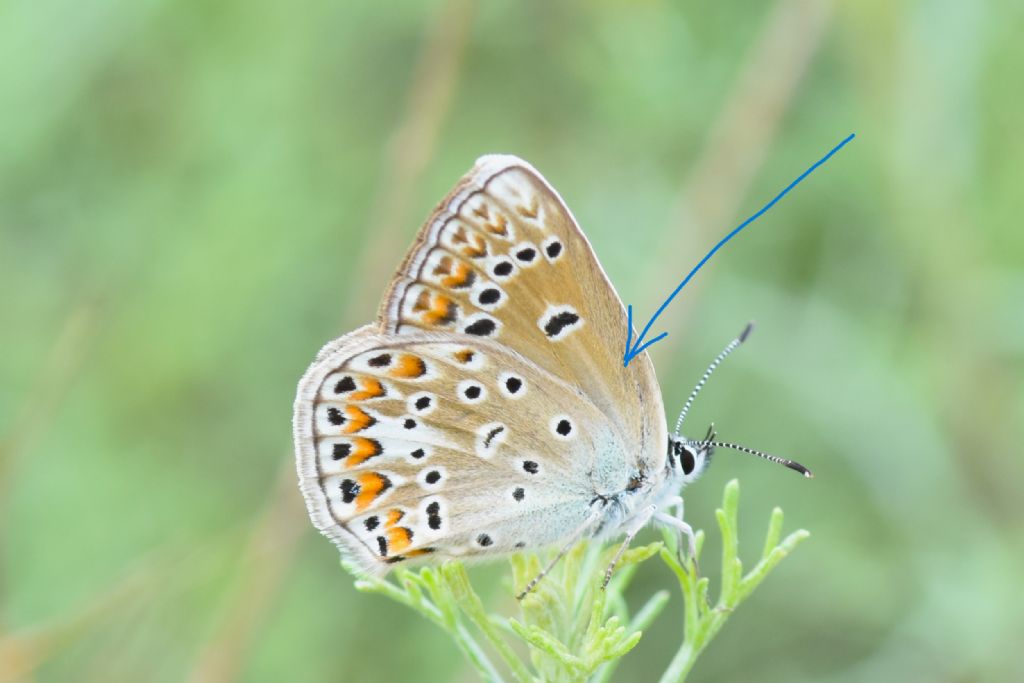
[483,214,508,236]
[405,547,435,558]
[411,291,457,324]
[349,378,385,401]
[431,255,454,276]
[345,437,382,468]
[440,260,474,289]
[463,235,487,258]
[454,349,475,364]
[517,200,538,219]
[423,295,457,326]
[387,526,414,553]
[385,508,405,527]
[452,227,487,258]
[355,472,392,511]
[389,354,427,378]
[342,406,376,434]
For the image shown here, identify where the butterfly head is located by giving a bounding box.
[666,323,813,487]
[667,424,716,487]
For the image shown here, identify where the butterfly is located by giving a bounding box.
[293,155,810,596]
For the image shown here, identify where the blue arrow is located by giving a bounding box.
[623,132,856,367]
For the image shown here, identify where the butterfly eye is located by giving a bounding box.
[681,447,697,475]
[626,476,644,492]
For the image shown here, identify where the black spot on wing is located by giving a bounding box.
[544,311,580,337]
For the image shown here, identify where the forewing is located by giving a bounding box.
[379,155,667,470]
[294,328,622,575]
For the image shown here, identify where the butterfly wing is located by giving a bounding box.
[294,329,626,573]
[380,155,666,469]
[295,156,668,574]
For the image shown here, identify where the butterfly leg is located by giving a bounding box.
[654,511,698,572]
[665,495,684,522]
[517,507,604,600]
[659,495,695,559]
[602,504,657,589]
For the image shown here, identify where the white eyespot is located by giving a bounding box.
[550,415,575,441]
[457,379,487,404]
[475,422,508,459]
[512,241,540,267]
[520,458,542,476]
[405,444,433,464]
[421,497,447,534]
[417,466,447,490]
[486,256,517,282]
[460,312,501,338]
[542,236,564,262]
[497,372,526,399]
[538,304,583,341]
[407,392,437,415]
[470,281,506,312]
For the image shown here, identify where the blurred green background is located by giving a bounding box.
[2,0,1022,681]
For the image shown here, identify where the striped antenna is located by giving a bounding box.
[688,439,813,478]
[673,321,754,435]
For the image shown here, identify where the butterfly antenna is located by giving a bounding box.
[674,322,754,435]
[689,439,813,478]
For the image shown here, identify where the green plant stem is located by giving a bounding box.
[657,480,810,683]
[443,564,534,683]
[353,479,807,683]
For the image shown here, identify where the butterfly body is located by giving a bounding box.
[294,155,712,577]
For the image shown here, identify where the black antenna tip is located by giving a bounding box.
[738,321,755,343]
[786,460,814,478]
